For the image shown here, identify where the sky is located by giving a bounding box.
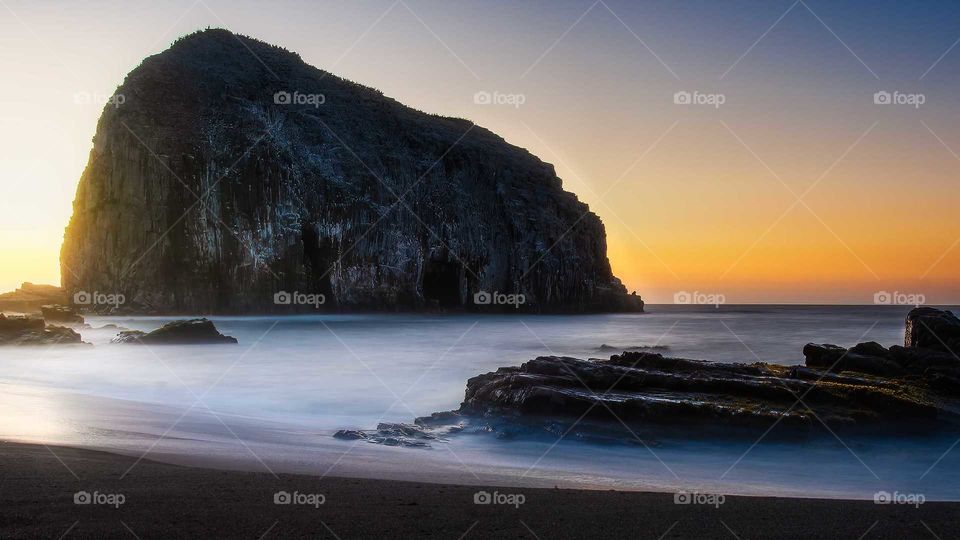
[1,0,959,304]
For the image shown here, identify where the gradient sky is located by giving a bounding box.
[2,0,959,303]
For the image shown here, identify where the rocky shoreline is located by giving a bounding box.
[0,307,236,346]
[341,307,960,447]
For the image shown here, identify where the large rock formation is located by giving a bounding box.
[60,29,642,314]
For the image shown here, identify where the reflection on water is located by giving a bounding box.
[0,305,958,499]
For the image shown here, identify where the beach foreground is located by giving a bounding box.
[2,442,957,539]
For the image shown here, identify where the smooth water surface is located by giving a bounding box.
[1,305,957,499]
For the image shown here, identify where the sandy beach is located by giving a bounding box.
[1,441,957,539]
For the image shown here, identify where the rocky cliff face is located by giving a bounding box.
[61,29,642,314]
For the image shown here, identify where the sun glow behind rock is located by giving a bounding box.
[1,0,959,303]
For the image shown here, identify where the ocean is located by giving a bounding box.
[1,305,957,499]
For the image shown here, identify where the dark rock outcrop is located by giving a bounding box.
[0,314,86,346]
[111,318,237,344]
[445,352,941,435]
[0,283,67,314]
[351,307,960,446]
[60,29,642,314]
[39,304,84,325]
[333,423,438,448]
[905,307,960,354]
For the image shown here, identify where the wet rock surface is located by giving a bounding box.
[349,307,960,446]
[111,318,237,345]
[0,314,87,346]
[39,304,84,325]
[905,306,960,354]
[333,423,446,448]
[0,283,67,314]
[61,29,642,314]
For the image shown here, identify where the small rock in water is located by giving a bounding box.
[332,422,443,448]
[0,314,87,346]
[333,430,368,440]
[40,304,84,325]
[111,318,237,345]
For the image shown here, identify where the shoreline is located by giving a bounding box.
[2,441,958,539]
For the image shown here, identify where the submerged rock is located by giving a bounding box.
[333,422,442,448]
[60,28,643,314]
[332,430,367,441]
[111,318,237,344]
[0,314,87,346]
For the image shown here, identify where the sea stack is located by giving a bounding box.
[60,29,642,314]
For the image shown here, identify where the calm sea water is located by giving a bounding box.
[1,305,957,499]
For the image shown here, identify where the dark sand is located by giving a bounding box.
[1,442,957,539]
